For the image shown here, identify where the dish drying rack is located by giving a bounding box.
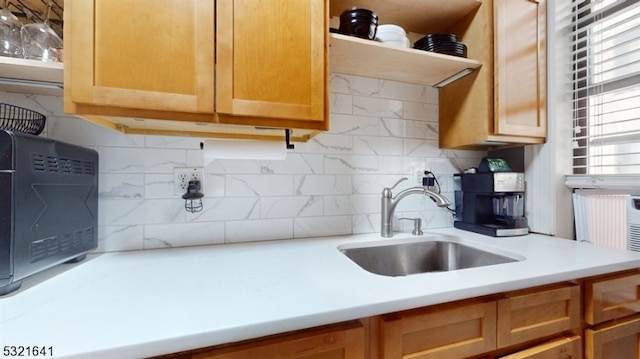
[0,103,46,135]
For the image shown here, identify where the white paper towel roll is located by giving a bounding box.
[202,139,287,161]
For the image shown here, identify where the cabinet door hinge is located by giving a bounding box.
[115,123,129,132]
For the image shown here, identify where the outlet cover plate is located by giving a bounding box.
[174,167,204,195]
[412,167,434,187]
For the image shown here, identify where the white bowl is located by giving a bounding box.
[375,24,409,47]
[376,24,406,37]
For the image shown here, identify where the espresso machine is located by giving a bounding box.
[454,158,529,237]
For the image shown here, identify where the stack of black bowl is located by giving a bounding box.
[338,8,378,40]
[413,34,467,58]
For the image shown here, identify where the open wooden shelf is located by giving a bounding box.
[0,56,63,95]
[329,33,482,87]
[330,0,482,34]
[329,0,483,86]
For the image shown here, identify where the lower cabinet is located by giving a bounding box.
[378,299,497,359]
[155,270,640,359]
[376,284,579,359]
[584,271,640,359]
[584,272,640,325]
[497,285,580,348]
[498,336,582,359]
[585,315,640,359]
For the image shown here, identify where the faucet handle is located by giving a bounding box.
[399,217,423,236]
[382,177,408,198]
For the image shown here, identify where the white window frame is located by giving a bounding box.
[565,0,640,187]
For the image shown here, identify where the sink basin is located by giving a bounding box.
[338,235,522,277]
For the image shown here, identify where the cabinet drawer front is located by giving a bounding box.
[381,300,497,359]
[586,272,640,325]
[497,285,580,348]
[498,335,582,359]
[585,315,640,359]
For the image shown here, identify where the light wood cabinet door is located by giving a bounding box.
[379,299,497,359]
[65,0,215,115]
[192,322,364,359]
[497,284,580,348]
[438,0,546,149]
[585,272,640,325]
[494,0,546,138]
[216,0,328,130]
[498,336,582,359]
[585,315,640,359]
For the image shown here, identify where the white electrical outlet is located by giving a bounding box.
[174,167,204,195]
[412,167,431,186]
[413,167,423,186]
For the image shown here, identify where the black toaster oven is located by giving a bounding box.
[0,130,98,296]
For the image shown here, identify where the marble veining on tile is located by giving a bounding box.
[261,196,323,218]
[261,154,323,175]
[2,73,487,251]
[324,155,378,174]
[353,96,403,118]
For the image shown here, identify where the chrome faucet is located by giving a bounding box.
[381,177,451,237]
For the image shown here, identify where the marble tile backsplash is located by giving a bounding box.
[1,74,485,252]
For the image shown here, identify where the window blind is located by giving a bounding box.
[571,0,640,175]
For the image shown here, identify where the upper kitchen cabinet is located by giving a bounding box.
[328,0,483,87]
[439,0,547,149]
[65,0,214,115]
[64,0,328,142]
[216,1,327,130]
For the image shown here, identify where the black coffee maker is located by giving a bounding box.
[454,157,528,237]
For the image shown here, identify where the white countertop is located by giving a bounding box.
[2,228,640,359]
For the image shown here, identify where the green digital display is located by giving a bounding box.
[479,157,511,172]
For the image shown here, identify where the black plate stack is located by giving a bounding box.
[338,8,378,40]
[413,34,467,58]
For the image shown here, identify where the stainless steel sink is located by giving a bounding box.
[338,235,522,277]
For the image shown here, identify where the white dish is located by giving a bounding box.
[376,24,406,36]
[375,24,409,48]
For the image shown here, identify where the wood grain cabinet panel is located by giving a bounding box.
[439,0,547,149]
[585,272,640,325]
[216,0,328,129]
[192,322,365,359]
[494,0,547,138]
[64,0,328,140]
[498,335,582,359]
[585,315,640,359]
[497,284,580,348]
[65,0,215,114]
[379,299,497,359]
